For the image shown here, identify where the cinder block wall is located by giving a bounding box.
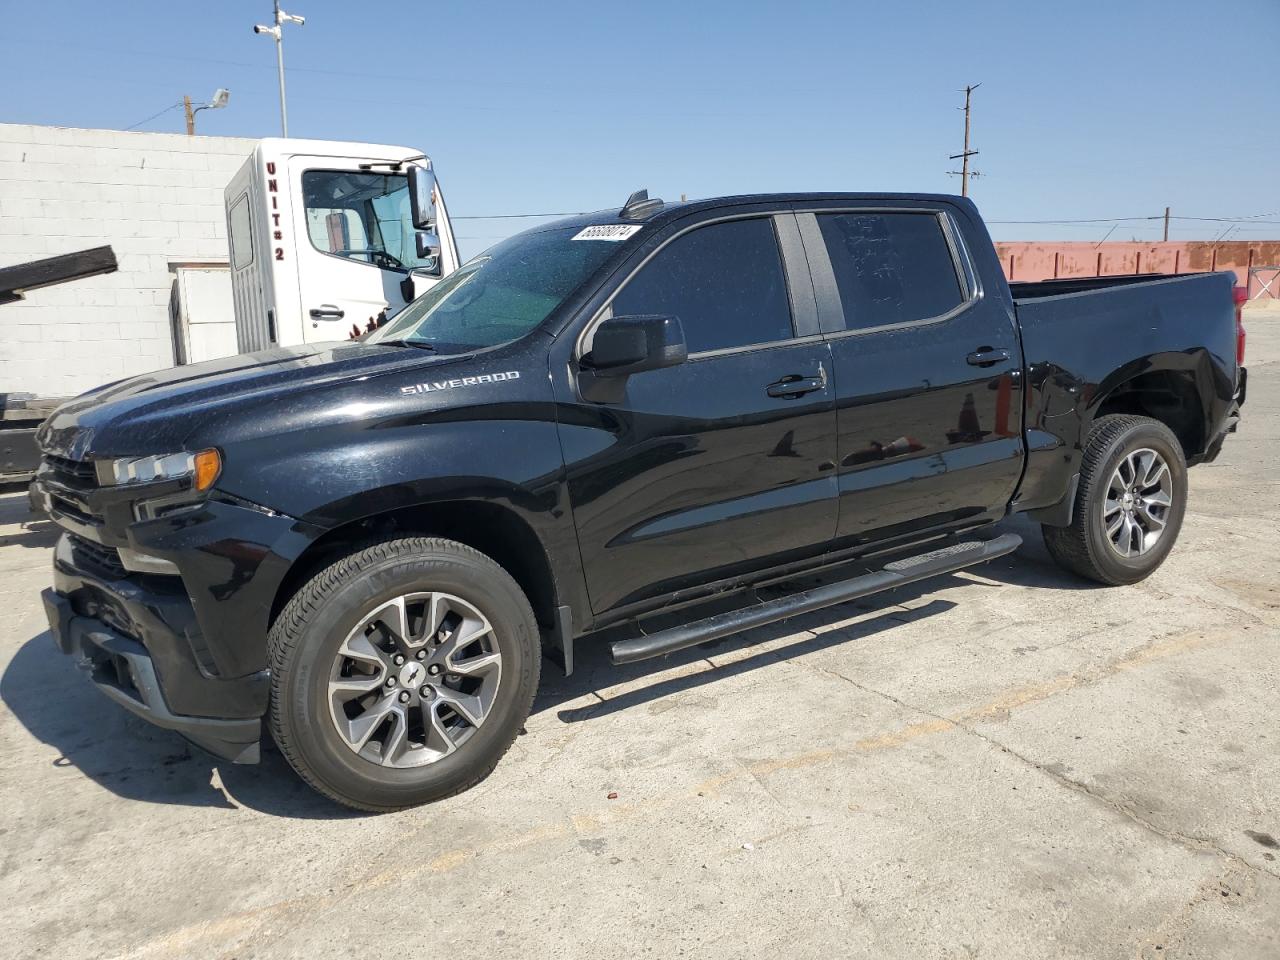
[994,240,1280,293]
[0,123,257,399]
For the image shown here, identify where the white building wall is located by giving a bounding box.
[0,123,257,398]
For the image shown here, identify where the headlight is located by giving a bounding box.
[96,449,222,491]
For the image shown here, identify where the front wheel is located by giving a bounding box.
[1042,414,1188,586]
[267,538,540,812]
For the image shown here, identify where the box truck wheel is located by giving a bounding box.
[267,537,540,812]
[1042,414,1188,586]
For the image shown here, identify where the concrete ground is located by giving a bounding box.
[1,322,1277,960]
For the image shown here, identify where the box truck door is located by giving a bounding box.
[288,157,436,341]
[171,265,238,364]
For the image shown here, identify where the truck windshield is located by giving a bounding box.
[366,225,627,352]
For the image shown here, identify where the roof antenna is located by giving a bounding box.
[620,188,664,220]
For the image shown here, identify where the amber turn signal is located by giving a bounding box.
[193,449,222,491]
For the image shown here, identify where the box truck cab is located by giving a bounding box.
[223,139,460,351]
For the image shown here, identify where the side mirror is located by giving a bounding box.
[414,230,441,277]
[582,314,686,377]
[408,165,436,230]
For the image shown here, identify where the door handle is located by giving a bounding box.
[767,373,826,398]
[309,304,345,320]
[966,346,1011,367]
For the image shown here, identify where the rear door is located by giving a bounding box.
[798,203,1024,547]
[554,211,839,618]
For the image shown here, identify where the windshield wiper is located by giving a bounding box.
[375,339,436,351]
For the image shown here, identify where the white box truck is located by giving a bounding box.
[7,138,462,486]
[223,138,461,351]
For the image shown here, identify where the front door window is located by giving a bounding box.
[610,217,795,353]
[301,170,435,272]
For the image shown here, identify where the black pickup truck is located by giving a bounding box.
[32,191,1246,811]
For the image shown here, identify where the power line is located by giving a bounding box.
[1173,214,1280,223]
[452,211,586,221]
[458,210,1280,226]
[986,216,1156,224]
[123,101,182,131]
[987,215,1280,225]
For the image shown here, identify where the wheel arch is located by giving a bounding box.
[270,499,562,636]
[1021,350,1216,527]
[1087,355,1214,463]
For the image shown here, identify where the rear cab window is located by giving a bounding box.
[816,212,966,331]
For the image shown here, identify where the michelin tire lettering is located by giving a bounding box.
[401,370,522,395]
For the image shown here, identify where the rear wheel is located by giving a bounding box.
[267,538,540,812]
[1042,414,1188,585]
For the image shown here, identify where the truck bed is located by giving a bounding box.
[1010,268,1239,518]
[1009,272,1210,301]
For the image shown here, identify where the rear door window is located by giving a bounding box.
[817,212,965,330]
[228,194,253,269]
[610,217,794,354]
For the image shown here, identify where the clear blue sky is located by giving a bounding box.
[3,0,1278,259]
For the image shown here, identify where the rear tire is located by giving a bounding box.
[267,537,540,812]
[1042,414,1188,586]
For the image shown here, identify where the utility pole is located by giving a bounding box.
[948,83,982,197]
[182,89,230,136]
[1162,206,1170,242]
[255,1,306,137]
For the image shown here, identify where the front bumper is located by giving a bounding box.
[43,587,263,762]
[30,445,324,764]
[34,490,317,764]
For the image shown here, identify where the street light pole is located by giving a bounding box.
[273,0,289,136]
[255,1,305,137]
[183,89,230,136]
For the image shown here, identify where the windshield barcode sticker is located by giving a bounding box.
[571,224,643,242]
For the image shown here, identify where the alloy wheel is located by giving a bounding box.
[327,592,502,768]
[1102,447,1173,558]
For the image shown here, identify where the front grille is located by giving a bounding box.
[49,495,97,526]
[43,454,98,483]
[68,534,128,581]
[40,454,104,526]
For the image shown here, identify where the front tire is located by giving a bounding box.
[1042,414,1188,586]
[267,537,540,812]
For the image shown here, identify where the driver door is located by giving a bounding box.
[288,156,419,342]
[555,212,840,617]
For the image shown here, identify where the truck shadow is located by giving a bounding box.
[0,492,59,551]
[534,514,1102,722]
[0,591,956,819]
[966,513,1106,592]
[0,516,1100,818]
[541,594,958,724]
[0,631,360,820]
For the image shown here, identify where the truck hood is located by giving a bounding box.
[38,341,469,459]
